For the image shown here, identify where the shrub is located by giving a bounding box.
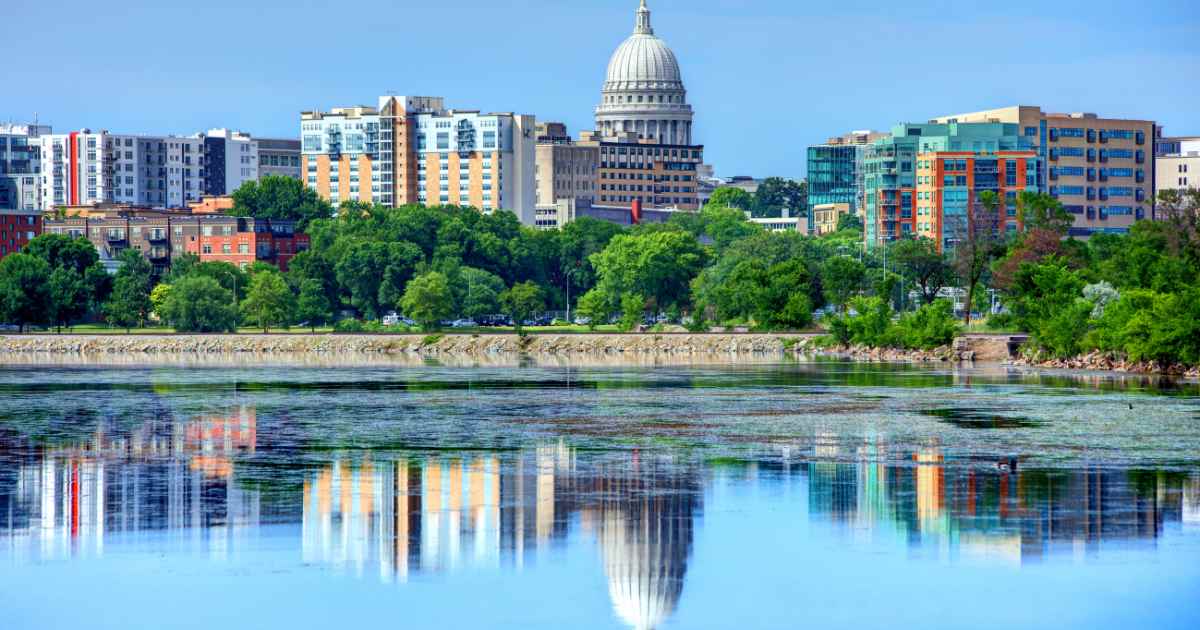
[895,299,960,350]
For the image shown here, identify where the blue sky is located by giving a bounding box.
[3,0,1197,178]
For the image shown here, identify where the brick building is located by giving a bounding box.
[0,209,42,259]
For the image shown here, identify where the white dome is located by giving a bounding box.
[605,34,683,90]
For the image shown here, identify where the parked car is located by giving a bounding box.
[450,319,478,328]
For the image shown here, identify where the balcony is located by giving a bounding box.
[106,232,126,243]
[147,231,169,243]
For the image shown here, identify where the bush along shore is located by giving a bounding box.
[1011,348,1200,378]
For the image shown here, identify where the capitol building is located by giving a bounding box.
[535,0,704,226]
[595,0,694,146]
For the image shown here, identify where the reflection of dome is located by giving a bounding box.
[595,1,694,145]
[594,465,699,630]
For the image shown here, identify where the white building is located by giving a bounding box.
[198,128,259,195]
[40,131,207,208]
[1156,136,1200,196]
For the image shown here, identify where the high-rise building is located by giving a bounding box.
[915,151,1038,250]
[806,130,887,229]
[1155,135,1200,196]
[863,122,1040,249]
[198,128,258,196]
[931,106,1155,237]
[39,131,207,208]
[592,1,703,211]
[0,124,50,211]
[301,96,537,224]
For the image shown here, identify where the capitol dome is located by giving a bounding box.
[596,1,694,145]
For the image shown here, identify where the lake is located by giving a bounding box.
[1,361,1198,629]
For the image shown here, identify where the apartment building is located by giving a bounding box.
[1155,136,1200,196]
[301,95,537,225]
[39,131,207,209]
[199,128,258,195]
[0,209,42,259]
[0,124,50,210]
[931,106,1155,237]
[590,133,702,210]
[863,122,1040,248]
[915,151,1039,251]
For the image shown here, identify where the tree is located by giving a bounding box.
[576,289,611,331]
[159,275,240,333]
[619,293,645,332]
[23,234,99,274]
[150,284,173,321]
[752,177,806,218]
[336,241,423,320]
[241,268,295,332]
[400,271,453,332]
[103,250,153,332]
[295,279,333,332]
[589,230,707,312]
[230,174,333,231]
[457,267,506,319]
[820,255,866,313]
[0,254,51,332]
[46,267,88,333]
[559,217,624,308]
[953,191,1005,326]
[500,281,544,334]
[706,187,753,212]
[1016,191,1074,234]
[890,237,951,305]
[836,213,864,232]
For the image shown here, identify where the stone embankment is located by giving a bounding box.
[1011,350,1200,378]
[0,333,811,358]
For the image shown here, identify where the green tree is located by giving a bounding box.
[150,284,173,321]
[500,281,544,334]
[619,293,645,332]
[23,234,99,274]
[820,255,866,312]
[241,268,295,332]
[0,254,51,332]
[1016,191,1074,234]
[590,230,706,312]
[46,267,88,333]
[401,271,453,332]
[336,241,423,320]
[295,278,333,332]
[836,214,864,232]
[889,237,951,304]
[751,177,806,218]
[576,289,611,331]
[159,275,239,333]
[706,187,753,212]
[104,250,153,332]
[230,174,333,231]
[457,267,506,319]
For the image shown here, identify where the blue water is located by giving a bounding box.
[0,362,1197,629]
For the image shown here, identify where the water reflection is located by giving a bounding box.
[2,364,1200,629]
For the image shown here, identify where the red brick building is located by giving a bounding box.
[0,209,42,259]
[186,216,309,271]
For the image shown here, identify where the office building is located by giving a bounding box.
[535,123,599,210]
[931,106,1155,237]
[915,151,1039,250]
[592,1,703,211]
[806,130,887,227]
[863,122,1039,248]
[1155,135,1200,196]
[256,138,302,180]
[301,96,537,224]
[0,124,50,211]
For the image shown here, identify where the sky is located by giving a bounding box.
[3,0,1198,178]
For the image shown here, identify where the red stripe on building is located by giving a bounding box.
[69,131,79,206]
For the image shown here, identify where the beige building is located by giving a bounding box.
[534,124,599,211]
[812,202,851,235]
[301,96,537,225]
[932,105,1155,236]
[1156,136,1200,196]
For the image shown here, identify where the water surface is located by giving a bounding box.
[1,362,1198,629]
